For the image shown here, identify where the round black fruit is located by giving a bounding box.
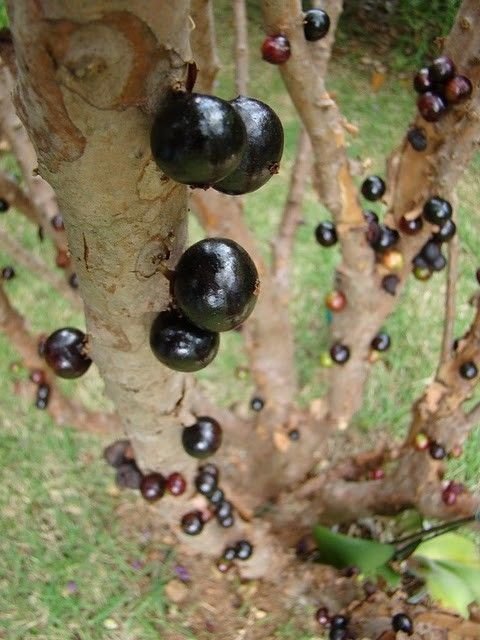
[181,511,204,536]
[174,238,259,332]
[223,547,236,561]
[199,463,219,481]
[330,343,350,365]
[44,328,92,379]
[429,441,446,460]
[219,514,234,528]
[303,9,330,41]
[140,472,166,502]
[459,361,477,380]
[150,310,219,372]
[370,225,399,253]
[407,127,427,151]
[392,613,413,635]
[150,92,246,187]
[195,471,217,497]
[1,265,15,280]
[413,67,433,94]
[431,253,447,272]
[399,215,423,235]
[209,488,224,506]
[182,416,222,459]
[382,274,399,295]
[371,332,391,352]
[234,540,253,560]
[250,396,264,412]
[423,196,452,225]
[315,221,337,247]
[331,614,349,630]
[361,175,386,201]
[432,218,456,243]
[214,96,284,195]
[417,93,447,122]
[0,198,10,213]
[428,56,455,83]
[216,500,233,520]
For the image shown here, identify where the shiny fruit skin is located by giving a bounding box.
[361,175,386,201]
[392,613,413,635]
[414,433,429,451]
[330,343,350,365]
[315,221,337,246]
[209,488,224,506]
[214,97,284,195]
[216,500,233,520]
[149,310,219,372]
[325,290,346,312]
[417,92,447,122]
[234,540,253,560]
[261,35,291,64]
[250,396,264,411]
[370,225,399,252]
[181,511,204,536]
[407,127,427,151]
[44,327,92,379]
[459,361,478,380]
[399,215,423,235]
[195,471,217,497]
[381,249,403,271]
[69,273,79,289]
[371,332,391,352]
[50,214,65,231]
[223,546,236,561]
[219,514,234,528]
[331,614,349,629]
[423,196,452,225]
[315,607,330,626]
[431,253,447,272]
[432,218,456,243]
[166,472,187,496]
[413,67,433,93]
[182,416,222,459]
[140,472,166,502]
[35,383,50,409]
[444,75,473,103]
[150,92,246,187]
[413,265,432,281]
[303,9,330,41]
[30,368,46,385]
[428,56,455,83]
[174,238,259,332]
[429,441,446,460]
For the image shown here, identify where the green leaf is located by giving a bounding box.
[414,532,480,566]
[313,525,396,581]
[436,560,480,602]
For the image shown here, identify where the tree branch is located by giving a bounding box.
[233,0,249,96]
[190,0,221,94]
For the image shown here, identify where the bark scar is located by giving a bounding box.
[83,233,90,270]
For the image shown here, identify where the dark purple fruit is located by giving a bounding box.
[199,463,219,481]
[140,472,166,502]
[174,238,258,332]
[413,67,433,94]
[421,240,441,264]
[363,210,379,224]
[329,630,348,640]
[303,9,330,41]
[35,383,50,409]
[459,361,477,380]
[195,471,217,497]
[0,198,10,212]
[444,75,473,104]
[361,175,386,201]
[214,97,284,195]
[429,441,446,460]
[392,613,413,635]
[182,416,222,459]
[50,214,65,231]
[423,196,452,225]
[417,92,447,122]
[69,273,79,289]
[250,396,264,412]
[315,221,337,247]
[399,215,423,235]
[261,35,291,64]
[330,343,350,365]
[382,274,399,295]
[407,127,427,151]
[288,429,300,441]
[150,310,219,372]
[216,500,233,520]
[234,539,253,560]
[371,332,391,352]
[44,328,91,379]
[433,218,456,243]
[166,472,187,496]
[218,514,234,528]
[331,615,349,630]
[103,439,131,468]
[150,92,246,187]
[209,488,224,506]
[223,546,236,561]
[413,253,429,270]
[30,369,46,385]
[181,511,204,535]
[370,225,399,252]
[115,461,143,489]
[428,56,455,83]
[1,265,15,280]
[315,607,330,626]
[431,253,447,272]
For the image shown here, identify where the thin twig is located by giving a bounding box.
[233,0,249,96]
[439,232,459,369]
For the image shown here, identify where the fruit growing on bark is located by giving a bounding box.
[370,225,399,253]
[431,253,447,272]
[44,327,92,379]
[150,310,219,372]
[166,472,187,496]
[209,488,224,506]
[195,470,218,497]
[234,540,253,560]
[444,75,473,103]
[330,343,350,365]
[214,97,284,195]
[459,361,478,380]
[413,67,433,94]
[150,92,246,187]
[380,249,403,271]
[115,461,143,489]
[181,511,204,536]
[303,9,330,41]
[417,93,447,122]
[50,214,64,231]
[223,546,236,561]
[429,441,446,460]
[199,463,219,480]
[392,613,414,635]
[140,472,166,502]
[1,265,15,280]
[399,215,423,235]
[428,56,455,83]
[182,416,222,459]
[174,238,258,332]
[35,383,50,410]
[315,607,330,626]
[422,196,452,225]
[361,175,386,201]
[261,34,291,64]
[414,433,429,451]
[315,221,337,247]
[250,396,265,411]
[69,273,79,289]
[432,218,456,243]
[407,127,427,151]
[371,332,391,352]
[0,198,10,212]
[55,249,70,269]
[29,368,46,385]
[325,290,346,312]
[382,274,399,295]
[331,614,349,630]
[103,439,132,467]
[219,514,234,528]
[413,265,432,281]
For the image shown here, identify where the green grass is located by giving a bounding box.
[1,2,480,637]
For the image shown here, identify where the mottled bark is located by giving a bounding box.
[233,0,249,96]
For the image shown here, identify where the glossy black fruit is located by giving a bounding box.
[44,327,92,379]
[330,343,350,365]
[328,629,348,640]
[69,273,79,289]
[50,214,65,231]
[0,198,10,212]
[399,215,423,235]
[432,218,456,243]
[370,225,399,252]
[219,514,234,528]
[223,546,236,561]
[261,35,291,64]
[174,238,258,332]
[166,472,187,496]
[250,396,264,412]
[1,265,15,280]
[216,500,233,520]
[195,471,217,497]
[413,67,433,94]
[423,196,452,225]
[459,361,478,380]
[303,9,330,41]
[407,127,427,151]
[382,274,399,295]
[429,441,446,460]
[392,613,413,635]
[431,253,447,272]
[115,461,143,489]
[288,429,300,441]
[361,175,386,201]
[150,310,219,372]
[140,472,166,502]
[421,240,441,264]
[315,221,337,247]
[444,75,473,103]
[428,56,455,83]
[181,511,204,536]
[182,416,222,459]
[35,383,50,409]
[214,96,284,195]
[371,332,391,352]
[209,488,224,506]
[199,463,219,481]
[417,92,447,122]
[331,615,349,629]
[150,92,246,187]
[363,209,379,224]
[234,540,253,560]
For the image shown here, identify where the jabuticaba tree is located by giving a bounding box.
[2,0,480,634]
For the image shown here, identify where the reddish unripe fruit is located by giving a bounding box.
[216,558,232,573]
[315,607,330,626]
[325,290,346,312]
[444,75,473,104]
[330,343,350,365]
[261,34,291,64]
[450,444,463,459]
[56,249,71,269]
[166,472,187,496]
[382,274,399,295]
[428,56,455,83]
[399,215,423,235]
[140,472,166,502]
[414,433,429,451]
[441,486,457,506]
[29,369,46,385]
[44,327,92,379]
[413,67,433,94]
[50,214,65,231]
[380,249,403,271]
[181,511,204,536]
[369,468,385,480]
[417,92,447,122]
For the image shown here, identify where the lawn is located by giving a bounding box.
[1,3,479,639]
